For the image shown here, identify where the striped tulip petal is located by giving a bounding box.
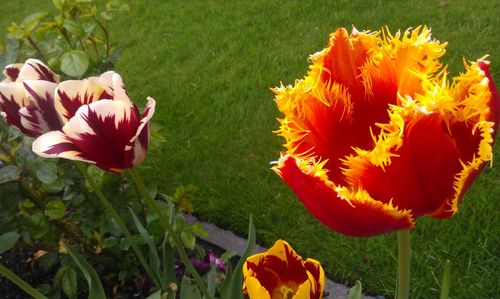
[243,240,324,299]
[33,97,156,172]
[0,59,61,137]
[2,63,23,83]
[273,27,499,237]
[54,74,113,122]
[0,82,32,133]
[22,80,62,131]
[17,59,59,83]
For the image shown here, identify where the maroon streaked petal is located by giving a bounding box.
[62,100,140,172]
[23,80,63,131]
[55,77,113,122]
[19,106,46,137]
[17,59,59,83]
[0,82,29,131]
[2,63,23,82]
[32,130,93,163]
[124,97,156,166]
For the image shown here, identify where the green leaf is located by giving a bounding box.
[0,165,20,184]
[45,199,66,220]
[219,215,255,299]
[180,276,200,299]
[62,268,78,299]
[21,12,48,33]
[0,231,20,254]
[348,280,363,299]
[207,262,216,298]
[180,231,196,250]
[60,50,89,78]
[146,289,161,299]
[129,208,162,286]
[53,0,64,10]
[64,244,106,299]
[35,162,58,184]
[63,20,85,38]
[2,38,20,67]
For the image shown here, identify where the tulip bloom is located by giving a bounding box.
[0,59,62,137]
[272,27,499,237]
[243,240,324,299]
[32,72,156,172]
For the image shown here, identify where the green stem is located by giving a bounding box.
[439,259,451,299]
[0,264,48,299]
[396,229,411,299]
[25,35,46,62]
[74,162,160,288]
[128,169,213,299]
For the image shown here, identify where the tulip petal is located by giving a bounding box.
[274,155,414,237]
[303,259,324,298]
[22,80,62,132]
[36,100,141,172]
[245,276,271,299]
[32,130,92,163]
[0,82,29,132]
[2,63,23,82]
[17,59,59,83]
[125,97,156,167]
[55,77,113,122]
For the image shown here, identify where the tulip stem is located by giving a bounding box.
[0,264,48,299]
[127,168,213,299]
[74,162,160,289]
[396,229,411,299]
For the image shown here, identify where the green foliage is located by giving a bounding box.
[0,232,20,254]
[1,0,129,77]
[348,281,363,299]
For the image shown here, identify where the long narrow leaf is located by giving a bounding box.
[219,215,255,299]
[180,277,201,299]
[206,262,217,298]
[440,260,451,299]
[64,244,106,299]
[129,208,162,288]
[162,234,176,284]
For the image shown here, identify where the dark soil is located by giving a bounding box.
[0,248,53,299]
[0,248,140,299]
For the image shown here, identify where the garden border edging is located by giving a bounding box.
[185,214,376,299]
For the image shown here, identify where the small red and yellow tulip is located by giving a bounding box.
[243,240,324,299]
[272,26,499,237]
[0,59,62,137]
[32,72,155,172]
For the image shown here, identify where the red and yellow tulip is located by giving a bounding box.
[243,240,324,299]
[32,72,155,172]
[0,59,62,137]
[272,27,499,237]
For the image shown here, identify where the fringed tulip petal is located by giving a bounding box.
[274,155,414,237]
[243,240,324,299]
[273,26,499,237]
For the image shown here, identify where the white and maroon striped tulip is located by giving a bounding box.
[32,72,156,172]
[0,59,62,137]
[54,71,115,123]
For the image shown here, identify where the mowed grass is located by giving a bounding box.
[3,1,500,298]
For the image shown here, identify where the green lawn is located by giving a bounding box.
[3,1,499,298]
